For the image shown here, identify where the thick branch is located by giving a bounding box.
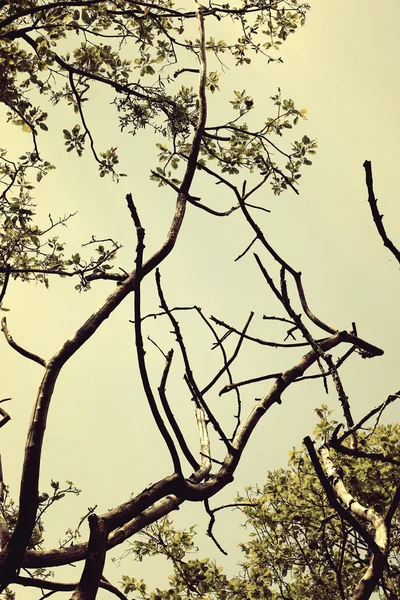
[306,439,390,600]
[304,437,379,553]
[12,574,127,600]
[71,514,108,600]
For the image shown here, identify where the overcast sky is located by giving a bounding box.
[1,1,399,597]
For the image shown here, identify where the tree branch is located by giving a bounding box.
[363,160,400,265]
[71,514,108,600]
[1,318,46,367]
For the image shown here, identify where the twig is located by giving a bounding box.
[234,236,258,262]
[204,499,227,555]
[211,313,312,348]
[336,392,399,445]
[201,312,254,397]
[194,307,243,439]
[0,407,11,430]
[147,336,167,359]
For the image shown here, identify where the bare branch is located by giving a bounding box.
[219,372,282,396]
[132,202,182,476]
[71,514,108,600]
[1,318,46,367]
[204,498,228,556]
[155,269,233,454]
[13,574,128,600]
[363,160,400,265]
[0,265,10,308]
[336,392,400,444]
[0,407,11,431]
[157,350,200,472]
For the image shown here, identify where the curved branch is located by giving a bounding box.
[1,318,46,367]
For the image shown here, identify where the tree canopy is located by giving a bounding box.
[0,0,314,289]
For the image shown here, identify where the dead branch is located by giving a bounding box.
[363,160,400,265]
[157,349,199,472]
[1,318,46,367]
[156,268,234,453]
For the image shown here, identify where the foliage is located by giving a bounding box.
[238,408,400,599]
[121,411,400,600]
[0,0,314,288]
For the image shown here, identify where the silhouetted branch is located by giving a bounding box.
[158,349,199,472]
[363,160,400,265]
[13,573,128,599]
[219,372,281,395]
[0,265,10,307]
[194,306,243,439]
[336,392,400,445]
[156,269,233,454]
[204,498,228,555]
[71,514,108,600]
[133,205,182,476]
[1,318,46,367]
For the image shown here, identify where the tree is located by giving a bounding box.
[0,1,398,600]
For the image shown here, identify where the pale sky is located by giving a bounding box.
[1,1,399,597]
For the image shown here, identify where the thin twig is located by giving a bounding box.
[204,499,227,555]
